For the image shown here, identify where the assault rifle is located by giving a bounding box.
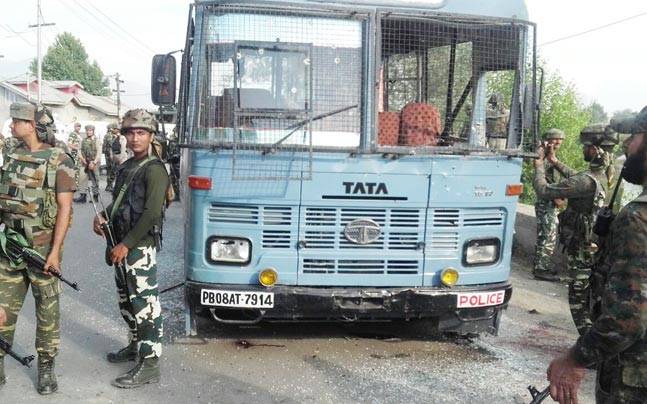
[87,187,127,284]
[527,385,550,404]
[0,336,34,367]
[0,225,79,291]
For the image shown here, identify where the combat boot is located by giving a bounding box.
[0,356,5,388]
[37,355,58,395]
[106,341,138,363]
[111,357,160,388]
[73,193,87,203]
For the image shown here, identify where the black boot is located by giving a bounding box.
[92,193,99,203]
[37,356,58,395]
[111,357,160,388]
[106,341,138,363]
[73,193,87,203]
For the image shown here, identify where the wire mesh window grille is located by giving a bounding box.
[192,6,364,179]
[378,15,534,152]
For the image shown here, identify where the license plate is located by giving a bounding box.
[201,289,274,308]
[456,290,505,308]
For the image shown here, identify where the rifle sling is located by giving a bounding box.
[109,156,155,222]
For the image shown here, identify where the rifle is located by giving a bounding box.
[0,225,80,291]
[87,186,127,285]
[0,336,34,367]
[527,385,550,404]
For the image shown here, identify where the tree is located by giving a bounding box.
[611,109,636,121]
[586,101,608,124]
[30,32,110,96]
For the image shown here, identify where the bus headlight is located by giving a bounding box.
[207,237,251,265]
[463,238,500,266]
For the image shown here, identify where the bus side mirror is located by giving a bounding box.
[151,54,177,106]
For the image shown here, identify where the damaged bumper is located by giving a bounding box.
[186,281,512,335]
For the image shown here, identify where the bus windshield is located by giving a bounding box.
[194,9,363,148]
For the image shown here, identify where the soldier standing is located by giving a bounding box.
[75,125,100,203]
[534,124,617,336]
[103,123,119,192]
[533,128,568,281]
[0,102,76,394]
[486,93,509,150]
[545,108,647,404]
[93,109,168,388]
[67,122,82,171]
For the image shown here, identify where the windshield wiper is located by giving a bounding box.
[263,104,358,154]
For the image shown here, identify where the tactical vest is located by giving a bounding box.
[557,169,608,253]
[112,158,165,244]
[0,146,60,245]
[111,136,122,155]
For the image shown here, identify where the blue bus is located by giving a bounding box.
[151,0,538,336]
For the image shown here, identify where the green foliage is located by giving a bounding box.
[586,101,608,124]
[30,32,110,96]
[518,66,592,204]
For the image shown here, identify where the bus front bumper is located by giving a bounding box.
[186,281,512,335]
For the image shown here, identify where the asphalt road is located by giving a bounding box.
[1,187,596,404]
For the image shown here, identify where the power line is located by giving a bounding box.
[84,2,156,54]
[540,10,647,46]
[70,0,154,56]
[0,24,34,46]
[53,0,146,60]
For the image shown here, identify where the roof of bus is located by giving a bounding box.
[196,0,529,21]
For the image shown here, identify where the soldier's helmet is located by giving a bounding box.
[85,124,95,132]
[120,109,158,134]
[580,124,618,147]
[107,122,119,130]
[543,128,565,140]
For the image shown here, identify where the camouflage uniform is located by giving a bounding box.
[2,137,21,162]
[533,129,567,278]
[67,128,82,183]
[103,123,118,191]
[0,103,76,392]
[572,191,647,403]
[486,93,509,150]
[79,126,100,198]
[106,109,168,388]
[534,125,616,335]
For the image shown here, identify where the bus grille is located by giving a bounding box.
[302,207,422,250]
[302,258,419,275]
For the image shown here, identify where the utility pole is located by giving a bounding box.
[28,0,55,103]
[112,73,125,119]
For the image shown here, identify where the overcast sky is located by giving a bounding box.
[1,0,645,118]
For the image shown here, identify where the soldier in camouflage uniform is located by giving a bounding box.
[75,125,101,203]
[93,109,168,388]
[486,93,509,150]
[67,122,82,177]
[533,128,567,281]
[0,102,76,394]
[103,123,119,192]
[546,107,647,404]
[534,124,617,336]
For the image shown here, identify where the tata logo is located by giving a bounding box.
[343,182,388,195]
[344,218,381,245]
